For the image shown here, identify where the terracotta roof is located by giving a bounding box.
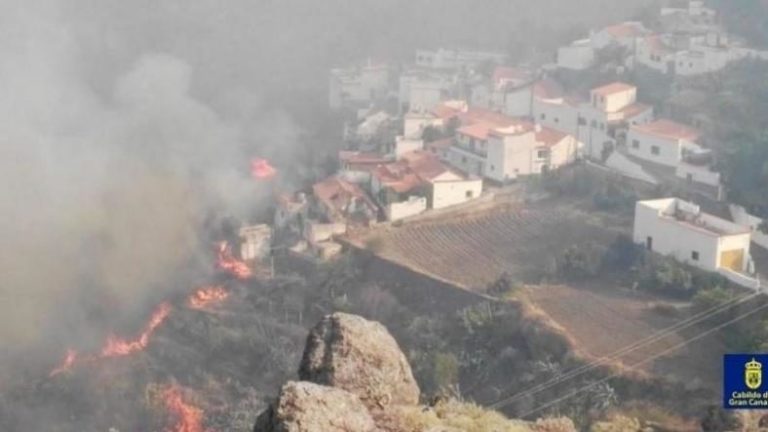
[339,151,390,166]
[431,104,462,121]
[535,127,569,147]
[618,102,653,119]
[643,34,674,55]
[425,137,454,151]
[373,151,462,193]
[492,66,532,86]
[601,22,647,39]
[631,119,701,141]
[457,123,494,140]
[457,107,518,129]
[592,82,636,96]
[533,78,565,100]
[312,176,377,217]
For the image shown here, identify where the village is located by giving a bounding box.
[218,0,767,296]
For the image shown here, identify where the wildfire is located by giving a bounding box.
[216,242,252,279]
[49,349,78,377]
[49,302,173,376]
[188,286,229,310]
[162,385,208,432]
[250,158,277,180]
[101,302,172,357]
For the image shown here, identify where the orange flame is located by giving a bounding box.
[101,302,172,357]
[50,302,173,376]
[162,385,208,432]
[250,158,277,180]
[216,242,252,279]
[188,286,229,310]
[49,349,79,377]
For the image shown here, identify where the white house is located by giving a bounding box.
[484,123,580,182]
[239,225,272,262]
[626,119,703,167]
[591,21,649,50]
[399,69,455,112]
[371,150,482,219]
[557,39,596,71]
[329,60,390,109]
[634,198,758,289]
[532,79,583,142]
[577,82,654,160]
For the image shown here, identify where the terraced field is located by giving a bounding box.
[363,200,624,290]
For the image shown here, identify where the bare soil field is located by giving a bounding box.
[356,199,626,290]
[523,283,724,390]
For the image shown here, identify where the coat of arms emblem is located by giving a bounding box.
[745,358,762,390]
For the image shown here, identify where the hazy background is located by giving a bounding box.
[0,0,656,363]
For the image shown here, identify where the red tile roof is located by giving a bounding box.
[592,82,636,96]
[617,102,653,119]
[492,66,532,87]
[313,176,377,217]
[632,119,701,141]
[535,127,569,147]
[533,78,565,100]
[339,151,390,166]
[602,22,647,39]
[373,151,462,193]
[457,123,494,140]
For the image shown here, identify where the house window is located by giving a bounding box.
[554,117,560,123]
[632,139,640,149]
[692,251,700,261]
[590,120,597,128]
[540,113,546,120]
[537,149,548,159]
[578,117,587,126]
[466,190,474,198]
[461,156,467,163]
[651,145,660,155]
[490,164,495,171]
[646,236,653,251]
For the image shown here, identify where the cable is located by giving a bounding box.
[512,298,768,419]
[489,290,758,410]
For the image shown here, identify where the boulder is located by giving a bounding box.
[253,381,378,432]
[298,313,420,409]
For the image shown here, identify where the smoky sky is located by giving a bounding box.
[0,0,655,360]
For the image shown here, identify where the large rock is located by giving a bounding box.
[298,313,420,409]
[253,381,378,432]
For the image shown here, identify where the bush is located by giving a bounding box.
[602,235,643,271]
[433,352,460,391]
[557,242,605,281]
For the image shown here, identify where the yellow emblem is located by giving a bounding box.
[745,358,762,390]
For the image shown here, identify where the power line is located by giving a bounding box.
[489,291,758,410]
[513,298,768,419]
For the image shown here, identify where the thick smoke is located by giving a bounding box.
[0,2,278,357]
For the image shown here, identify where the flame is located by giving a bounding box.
[50,302,173,376]
[188,286,229,310]
[216,242,252,279]
[49,349,79,377]
[101,302,172,357]
[250,158,277,180]
[162,385,208,432]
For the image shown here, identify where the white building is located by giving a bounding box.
[399,69,456,112]
[591,21,649,50]
[371,150,482,219]
[557,39,596,71]
[634,198,758,289]
[577,82,654,160]
[329,60,390,109]
[627,119,703,167]
[239,225,272,262]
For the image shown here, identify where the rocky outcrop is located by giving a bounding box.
[253,381,377,432]
[254,313,575,432]
[298,313,420,410]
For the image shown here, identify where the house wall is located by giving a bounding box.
[446,145,486,178]
[503,85,534,117]
[431,178,483,209]
[387,196,428,221]
[404,115,442,139]
[305,221,347,244]
[633,202,720,271]
[730,204,768,251]
[717,233,752,272]
[557,43,595,70]
[533,100,580,138]
[548,136,579,168]
[675,162,721,187]
[576,106,614,160]
[394,136,424,158]
[626,129,682,167]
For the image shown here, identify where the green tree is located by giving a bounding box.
[433,352,460,391]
